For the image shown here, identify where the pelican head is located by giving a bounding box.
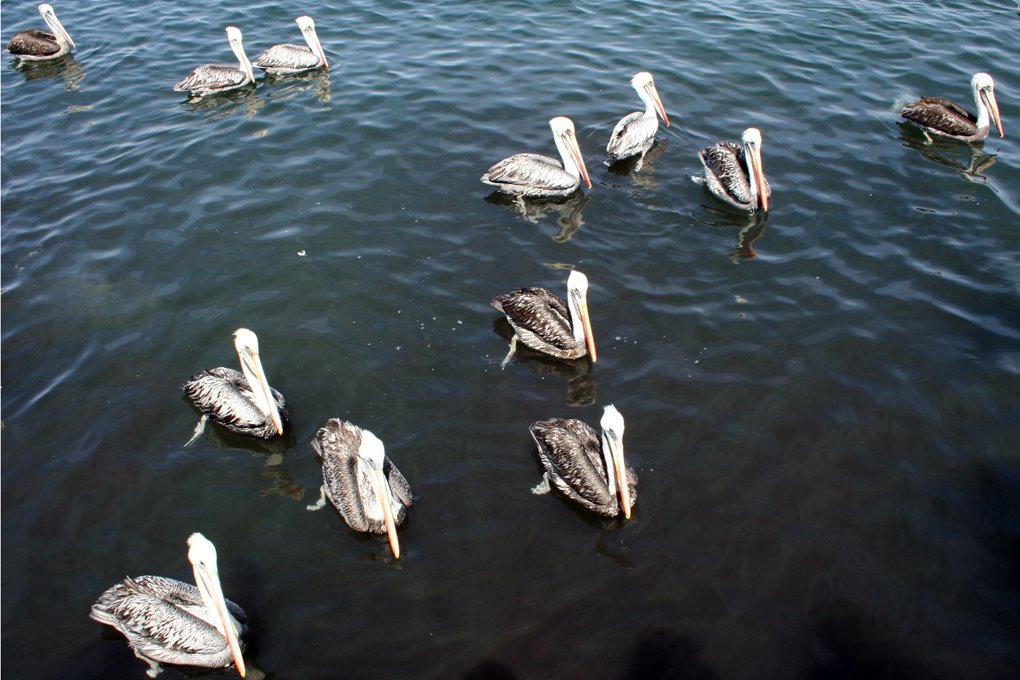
[631,71,669,126]
[233,329,284,435]
[225,26,255,84]
[971,72,1004,139]
[566,269,597,363]
[741,127,768,212]
[296,16,328,70]
[187,533,246,678]
[358,430,403,559]
[39,4,75,49]
[599,405,632,519]
[549,116,592,189]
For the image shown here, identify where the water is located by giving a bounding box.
[2,0,1018,677]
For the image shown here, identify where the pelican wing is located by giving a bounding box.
[481,153,578,196]
[699,141,770,209]
[313,419,375,532]
[384,457,414,510]
[90,576,246,667]
[900,96,978,137]
[491,287,574,351]
[254,44,320,72]
[530,418,616,511]
[607,111,658,160]
[7,29,61,57]
[174,64,250,94]
[181,367,288,438]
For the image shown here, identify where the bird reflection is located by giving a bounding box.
[898,124,998,183]
[484,191,590,242]
[182,87,265,121]
[492,318,596,406]
[11,54,84,90]
[694,207,769,262]
[261,70,332,104]
[606,137,670,185]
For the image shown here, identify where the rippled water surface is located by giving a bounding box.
[3,1,1019,678]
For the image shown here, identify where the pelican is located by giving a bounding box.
[606,71,670,162]
[253,16,327,74]
[174,26,255,97]
[90,533,247,678]
[307,419,413,560]
[530,405,637,519]
[900,72,1004,143]
[481,116,592,198]
[491,269,596,369]
[6,4,75,61]
[697,127,770,212]
[181,328,288,445]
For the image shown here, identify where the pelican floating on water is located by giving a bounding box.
[491,269,596,369]
[697,127,770,212]
[174,26,255,97]
[481,116,592,198]
[530,405,637,519]
[182,328,288,444]
[307,419,413,560]
[6,4,75,61]
[900,72,1004,143]
[90,533,247,678]
[606,71,670,162]
[254,16,327,74]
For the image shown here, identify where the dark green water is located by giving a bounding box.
[2,1,1018,678]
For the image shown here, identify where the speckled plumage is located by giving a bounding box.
[699,141,771,211]
[173,64,251,95]
[491,287,585,360]
[311,419,413,535]
[607,111,660,161]
[90,575,247,675]
[900,96,983,141]
[7,29,64,58]
[181,367,289,439]
[254,44,322,73]
[530,418,638,517]
[481,153,581,197]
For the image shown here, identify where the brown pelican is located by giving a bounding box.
[530,404,637,519]
[307,419,413,560]
[253,16,327,74]
[174,26,255,97]
[606,71,670,162]
[481,116,592,197]
[90,533,247,678]
[697,127,770,212]
[491,269,596,369]
[181,328,287,445]
[6,4,75,61]
[900,72,1004,143]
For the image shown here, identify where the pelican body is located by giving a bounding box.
[530,405,637,519]
[606,71,670,162]
[491,269,597,368]
[307,419,413,560]
[182,329,288,442]
[481,117,592,197]
[698,127,770,212]
[90,533,248,678]
[174,26,255,97]
[900,73,1004,143]
[254,16,327,74]
[6,4,75,61]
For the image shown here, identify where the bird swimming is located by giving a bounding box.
[90,533,247,678]
[481,116,592,198]
[174,26,255,97]
[491,269,596,369]
[182,328,288,445]
[697,127,770,212]
[253,15,327,74]
[529,404,637,519]
[900,72,1004,143]
[307,419,413,560]
[6,4,75,61]
[606,71,670,163]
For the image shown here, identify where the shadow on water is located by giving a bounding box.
[181,85,265,121]
[897,123,998,183]
[605,138,670,189]
[621,628,718,680]
[484,191,591,243]
[491,318,597,407]
[692,205,770,262]
[10,54,85,90]
[260,71,331,104]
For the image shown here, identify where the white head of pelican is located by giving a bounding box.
[187,533,247,677]
[599,405,632,519]
[233,328,284,436]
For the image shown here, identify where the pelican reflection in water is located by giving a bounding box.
[530,405,637,519]
[182,328,288,445]
[307,419,413,559]
[90,533,247,678]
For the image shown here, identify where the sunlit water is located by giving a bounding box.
[2,1,1018,678]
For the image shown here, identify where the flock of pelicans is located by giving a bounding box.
[7,3,1007,678]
